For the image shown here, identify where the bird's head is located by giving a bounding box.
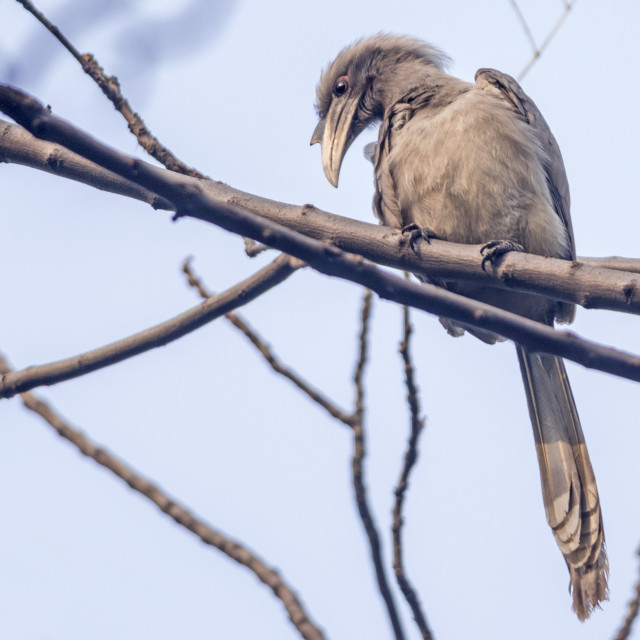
[311,34,449,187]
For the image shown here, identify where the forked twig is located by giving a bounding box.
[511,0,579,81]
[0,353,326,640]
[181,258,352,426]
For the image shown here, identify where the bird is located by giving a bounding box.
[311,34,607,620]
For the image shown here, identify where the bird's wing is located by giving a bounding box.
[475,68,575,259]
[371,111,404,229]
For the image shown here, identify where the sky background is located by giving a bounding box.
[1,1,640,639]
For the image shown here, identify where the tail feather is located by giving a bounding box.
[516,345,608,621]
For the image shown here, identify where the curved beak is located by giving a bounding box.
[310,95,360,188]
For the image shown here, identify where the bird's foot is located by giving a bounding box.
[480,240,524,272]
[401,223,439,254]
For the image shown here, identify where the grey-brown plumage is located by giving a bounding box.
[312,34,607,620]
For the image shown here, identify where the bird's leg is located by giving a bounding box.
[480,239,525,272]
[401,223,440,254]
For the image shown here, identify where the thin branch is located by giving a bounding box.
[3,88,639,385]
[181,258,353,426]
[509,0,538,53]
[16,0,203,177]
[613,546,640,640]
[392,301,432,639]
[516,1,578,81]
[4,116,640,317]
[0,254,297,399]
[350,292,406,640]
[0,353,326,640]
[353,290,372,425]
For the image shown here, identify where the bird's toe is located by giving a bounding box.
[401,223,439,253]
[480,239,524,272]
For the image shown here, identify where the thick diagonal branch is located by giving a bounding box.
[2,116,640,314]
[2,87,640,384]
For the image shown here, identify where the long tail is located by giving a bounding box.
[516,345,608,620]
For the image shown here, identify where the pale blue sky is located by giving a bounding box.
[1,1,640,639]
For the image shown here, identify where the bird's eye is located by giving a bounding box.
[334,76,349,97]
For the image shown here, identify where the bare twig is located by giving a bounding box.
[514,0,579,81]
[509,0,537,53]
[181,258,353,426]
[353,291,372,425]
[3,88,639,384]
[4,115,640,316]
[613,547,640,640]
[0,353,326,640]
[392,300,432,639]
[0,254,297,399]
[16,0,203,177]
[244,237,270,257]
[350,292,406,640]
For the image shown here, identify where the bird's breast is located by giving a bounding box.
[379,89,569,258]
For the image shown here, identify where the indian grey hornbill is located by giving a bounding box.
[311,34,607,620]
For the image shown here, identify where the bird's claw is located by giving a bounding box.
[480,240,524,272]
[401,223,439,254]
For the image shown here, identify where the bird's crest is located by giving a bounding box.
[314,34,450,118]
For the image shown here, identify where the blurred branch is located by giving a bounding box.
[392,301,432,639]
[351,291,406,640]
[0,254,297,399]
[181,258,353,426]
[511,0,579,81]
[3,116,640,315]
[0,352,326,640]
[3,87,640,385]
[509,0,537,53]
[613,546,640,640]
[244,237,270,257]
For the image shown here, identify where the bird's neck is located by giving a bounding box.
[371,60,467,114]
